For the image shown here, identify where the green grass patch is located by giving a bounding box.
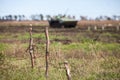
[0,43,8,51]
[15,33,45,40]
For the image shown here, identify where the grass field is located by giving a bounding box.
[0,21,120,80]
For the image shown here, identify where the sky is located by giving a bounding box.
[0,0,120,19]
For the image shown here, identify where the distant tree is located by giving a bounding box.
[107,17,112,20]
[21,15,25,20]
[14,15,17,21]
[99,16,103,20]
[8,15,12,20]
[104,16,112,20]
[7,15,9,20]
[2,16,5,21]
[73,16,75,19]
[31,15,35,20]
[18,15,22,21]
[40,14,44,20]
[112,15,117,20]
[10,15,13,20]
[5,16,8,20]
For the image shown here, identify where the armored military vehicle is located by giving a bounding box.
[48,15,77,28]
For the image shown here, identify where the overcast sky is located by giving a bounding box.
[0,0,120,19]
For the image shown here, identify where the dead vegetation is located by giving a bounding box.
[0,21,120,80]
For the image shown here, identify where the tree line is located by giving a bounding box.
[0,14,120,21]
[0,14,51,21]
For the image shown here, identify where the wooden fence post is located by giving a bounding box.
[64,61,71,80]
[45,27,50,78]
[94,26,97,30]
[88,26,91,31]
[102,26,105,31]
[26,26,36,68]
[29,27,34,68]
[116,26,119,31]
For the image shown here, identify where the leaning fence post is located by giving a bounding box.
[29,27,34,68]
[26,25,36,68]
[64,61,71,80]
[45,27,50,78]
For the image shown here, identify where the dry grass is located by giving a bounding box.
[0,25,120,80]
